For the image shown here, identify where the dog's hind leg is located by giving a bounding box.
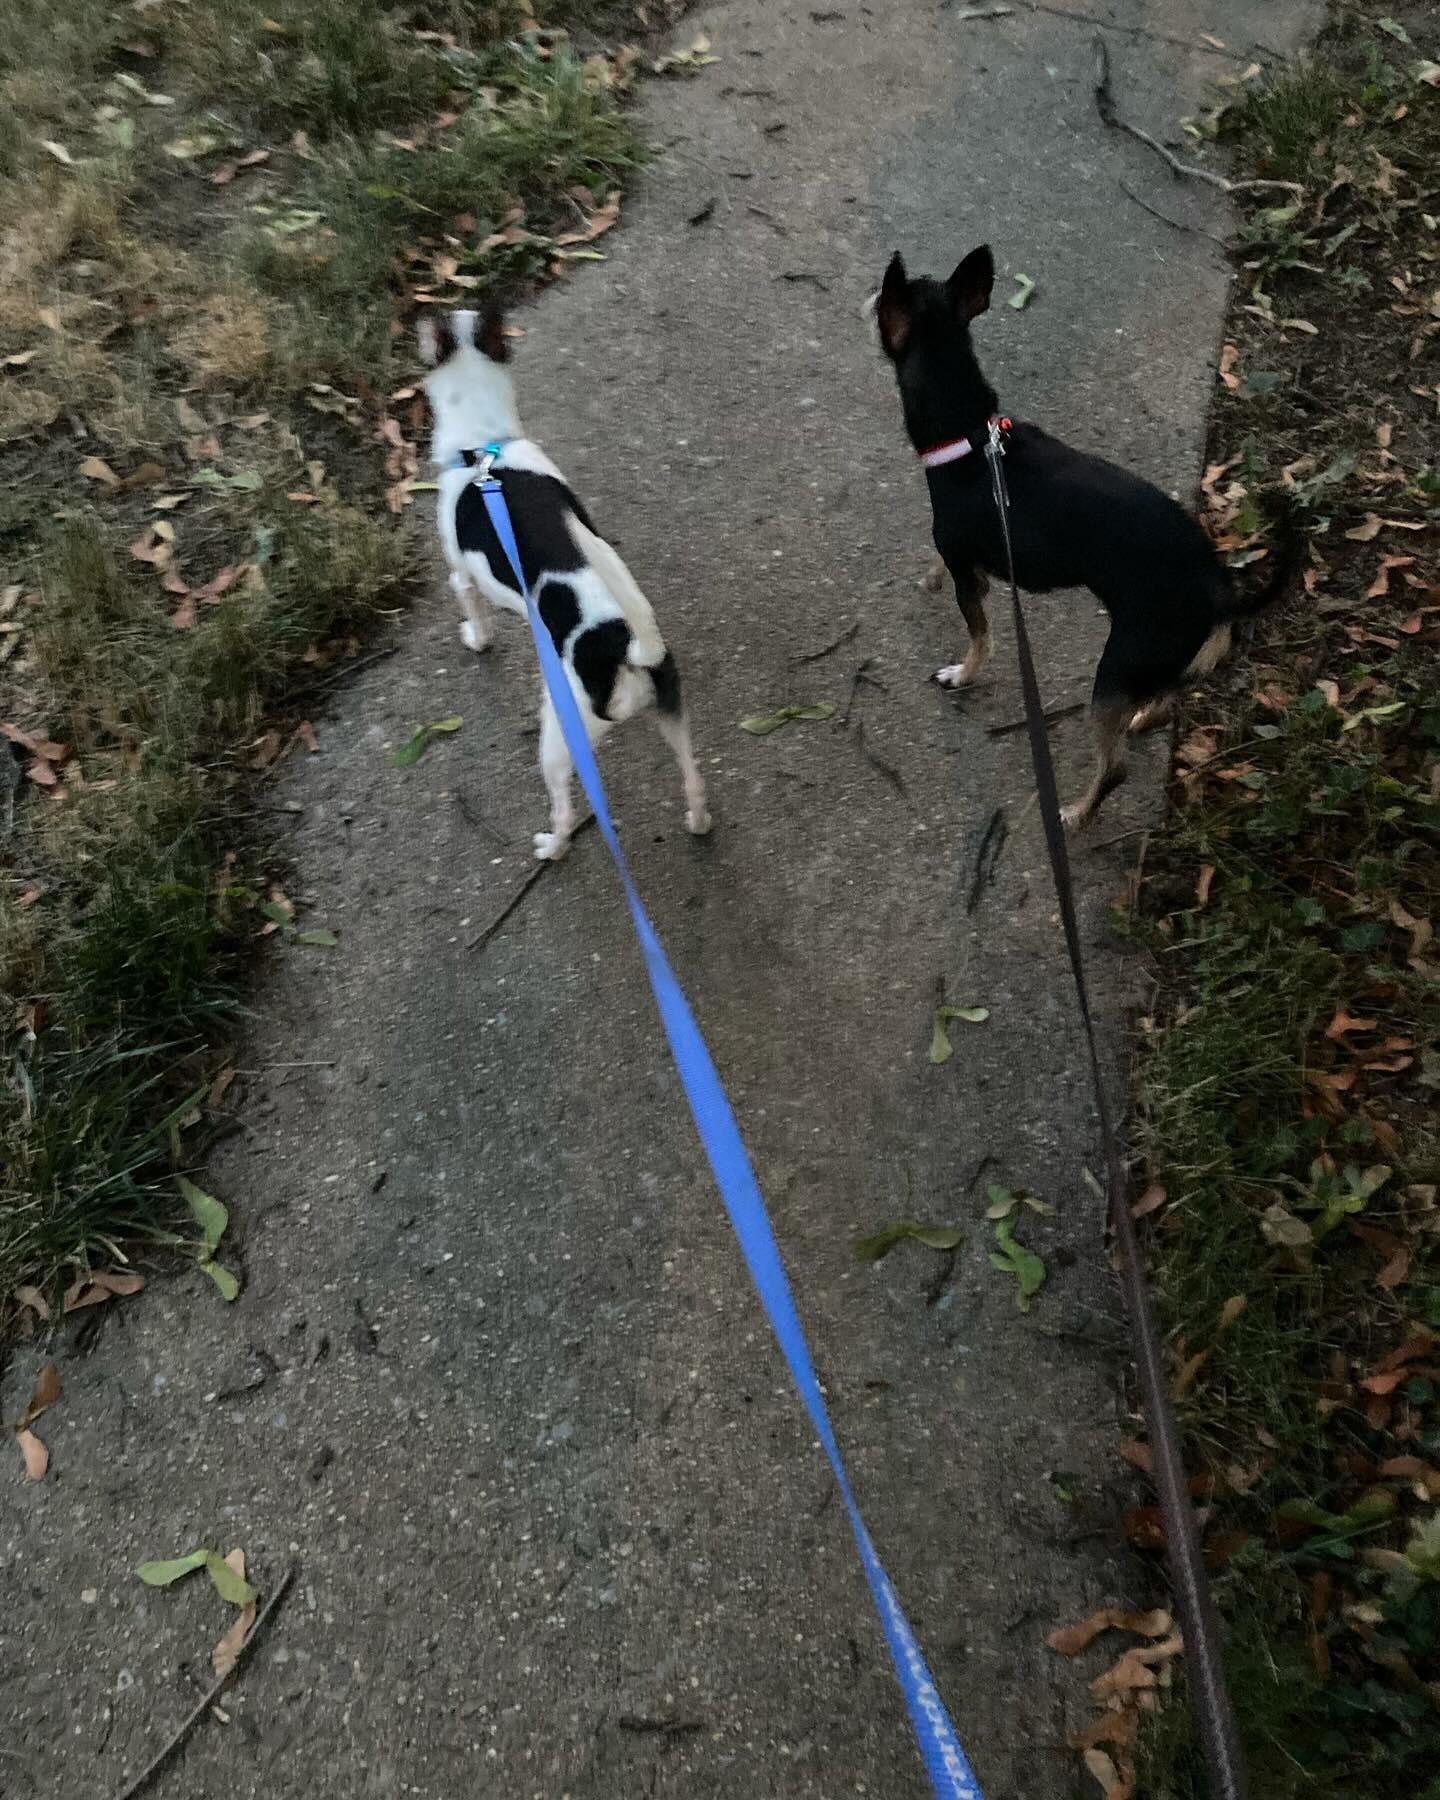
[935,568,992,689]
[451,569,493,653]
[533,696,577,860]
[1061,697,1130,829]
[1128,694,1174,734]
[651,653,712,837]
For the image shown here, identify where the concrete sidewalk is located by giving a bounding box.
[1,4,1316,1796]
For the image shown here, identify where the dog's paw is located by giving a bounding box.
[459,620,493,654]
[1060,801,1091,831]
[919,558,947,594]
[934,663,973,689]
[686,807,713,838]
[533,831,571,861]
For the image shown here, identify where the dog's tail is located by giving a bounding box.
[1215,496,1304,623]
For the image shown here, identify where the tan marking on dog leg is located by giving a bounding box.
[1061,701,1130,829]
[1128,695,1174,735]
[1185,622,1232,677]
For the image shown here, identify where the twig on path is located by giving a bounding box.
[839,658,886,728]
[966,806,1008,913]
[987,700,1086,737]
[110,1565,297,1800]
[296,644,399,696]
[790,620,859,665]
[1118,179,1230,245]
[1093,36,1303,198]
[854,720,911,806]
[617,1714,706,1737]
[1013,0,1262,62]
[466,815,597,952]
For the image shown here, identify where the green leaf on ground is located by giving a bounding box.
[989,1216,1046,1310]
[854,1218,963,1262]
[985,1184,1053,1220]
[738,702,836,735]
[137,1548,257,1607]
[388,716,463,767]
[929,1003,989,1063]
[1008,272,1036,310]
[200,1260,240,1302]
[178,1176,227,1260]
[137,1550,210,1587]
[1239,370,1283,399]
[204,1550,257,1606]
[295,927,338,947]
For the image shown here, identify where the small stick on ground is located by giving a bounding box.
[1013,0,1260,61]
[791,620,859,665]
[1118,179,1230,245]
[840,658,886,728]
[297,643,399,696]
[1093,36,1303,198]
[466,815,597,952]
[966,806,1008,913]
[854,720,910,805]
[987,700,1086,737]
[111,1565,296,1800]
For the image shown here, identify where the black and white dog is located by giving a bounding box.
[871,245,1293,825]
[419,307,710,859]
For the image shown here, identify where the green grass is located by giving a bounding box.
[1133,10,1440,1794]
[1,0,659,1314]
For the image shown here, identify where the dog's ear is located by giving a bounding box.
[477,305,511,365]
[874,252,912,358]
[947,244,994,322]
[417,312,455,367]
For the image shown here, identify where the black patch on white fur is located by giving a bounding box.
[651,651,682,717]
[454,470,592,596]
[536,579,581,652]
[572,619,633,721]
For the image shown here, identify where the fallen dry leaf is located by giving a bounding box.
[1366,554,1414,599]
[1194,864,1216,908]
[1326,1010,1378,1040]
[79,455,121,488]
[13,1285,49,1320]
[63,1270,144,1312]
[212,1596,256,1676]
[1132,1183,1167,1220]
[17,1363,61,1426]
[1116,1438,1153,1474]
[295,720,318,753]
[1047,1607,1172,1656]
[129,522,175,569]
[1218,343,1240,390]
[16,1428,48,1479]
[1082,1747,1135,1800]
[1091,1651,1159,1700]
[1345,513,1383,542]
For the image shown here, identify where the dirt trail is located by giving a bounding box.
[2,4,1317,1796]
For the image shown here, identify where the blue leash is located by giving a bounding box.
[478,473,984,1800]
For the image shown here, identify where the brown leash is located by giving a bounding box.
[983,421,1248,1800]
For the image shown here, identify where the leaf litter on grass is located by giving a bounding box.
[1131,11,1440,1792]
[0,3,669,1321]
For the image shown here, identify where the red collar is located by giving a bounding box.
[918,415,1012,470]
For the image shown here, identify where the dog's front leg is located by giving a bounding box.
[451,570,493,653]
[533,697,576,860]
[935,568,992,689]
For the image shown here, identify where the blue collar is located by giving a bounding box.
[445,438,511,474]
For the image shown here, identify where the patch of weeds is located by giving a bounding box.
[2,0,663,1315]
[1133,8,1440,1796]
[240,40,647,386]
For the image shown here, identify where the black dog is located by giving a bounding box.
[872,244,1292,825]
